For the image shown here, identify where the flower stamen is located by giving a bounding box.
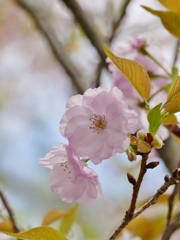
[89,114,107,134]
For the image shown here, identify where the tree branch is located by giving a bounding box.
[0,184,20,233]
[60,0,107,68]
[158,134,180,172]
[95,0,132,88]
[109,153,149,240]
[109,166,180,240]
[108,0,131,43]
[16,0,84,94]
[166,180,180,227]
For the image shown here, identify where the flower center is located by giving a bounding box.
[89,114,107,134]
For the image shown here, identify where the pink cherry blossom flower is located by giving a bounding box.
[40,143,102,205]
[60,87,138,164]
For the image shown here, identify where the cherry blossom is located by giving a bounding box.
[60,87,138,164]
[40,143,102,205]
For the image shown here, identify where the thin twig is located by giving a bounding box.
[0,185,20,233]
[109,166,180,240]
[60,0,107,68]
[109,153,149,240]
[133,177,178,220]
[161,220,180,240]
[166,181,180,227]
[94,62,103,88]
[16,0,84,94]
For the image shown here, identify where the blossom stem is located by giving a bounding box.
[142,49,171,77]
[109,153,149,239]
[109,167,180,240]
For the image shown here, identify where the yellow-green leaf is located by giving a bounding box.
[104,45,150,101]
[147,103,165,135]
[3,226,67,240]
[42,209,67,226]
[158,0,180,12]
[0,220,14,233]
[166,94,180,113]
[60,205,79,234]
[163,114,179,124]
[142,6,180,38]
[167,76,180,102]
[166,76,180,113]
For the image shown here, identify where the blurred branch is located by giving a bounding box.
[94,0,131,87]
[16,0,84,94]
[167,183,180,227]
[108,0,131,43]
[158,134,180,173]
[161,220,180,240]
[0,184,20,233]
[60,0,107,68]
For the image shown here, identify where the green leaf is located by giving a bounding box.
[166,76,180,113]
[142,6,180,38]
[42,209,67,226]
[60,205,79,234]
[147,103,165,135]
[104,45,150,101]
[3,226,67,240]
[158,0,180,12]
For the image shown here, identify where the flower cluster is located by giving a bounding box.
[40,37,169,205]
[40,87,138,204]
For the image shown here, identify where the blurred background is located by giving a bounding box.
[0,0,180,239]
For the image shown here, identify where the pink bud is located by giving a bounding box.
[127,151,137,162]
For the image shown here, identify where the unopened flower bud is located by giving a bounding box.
[164,174,169,182]
[136,130,147,140]
[172,168,180,180]
[127,152,137,162]
[127,173,136,185]
[151,134,164,149]
[146,161,159,169]
[137,140,151,153]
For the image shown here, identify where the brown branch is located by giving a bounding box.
[0,185,20,233]
[109,153,149,240]
[133,176,178,220]
[16,0,84,94]
[161,220,180,240]
[60,0,107,68]
[109,165,180,240]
